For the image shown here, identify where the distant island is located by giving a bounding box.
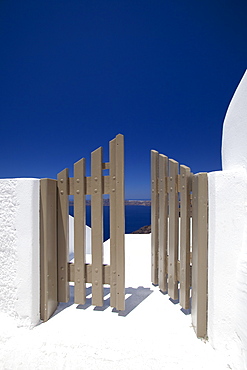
[125,200,151,206]
[69,199,151,206]
[131,225,151,234]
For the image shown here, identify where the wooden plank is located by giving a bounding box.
[40,179,58,321]
[168,159,179,300]
[91,146,104,306]
[110,137,117,308]
[115,134,125,310]
[191,173,208,338]
[86,177,91,195]
[74,158,86,305]
[103,176,110,195]
[84,176,109,196]
[177,260,180,281]
[57,168,70,303]
[158,154,168,292]
[72,176,107,196]
[69,177,74,196]
[69,263,110,285]
[151,150,159,285]
[177,174,181,193]
[102,162,110,170]
[179,165,191,309]
[177,260,192,284]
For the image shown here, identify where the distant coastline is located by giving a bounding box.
[69,199,151,206]
[69,200,151,239]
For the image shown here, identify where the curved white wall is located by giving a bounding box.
[208,69,247,369]
[222,70,247,171]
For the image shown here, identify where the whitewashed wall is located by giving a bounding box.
[0,180,92,328]
[208,70,247,369]
[0,179,40,328]
[69,215,92,260]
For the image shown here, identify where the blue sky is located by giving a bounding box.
[1,0,247,199]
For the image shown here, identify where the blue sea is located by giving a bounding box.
[69,205,151,241]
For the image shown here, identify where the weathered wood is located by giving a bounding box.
[69,177,74,196]
[110,137,117,308]
[191,173,208,338]
[103,176,110,195]
[151,150,159,285]
[69,263,110,285]
[74,158,86,305]
[70,176,109,196]
[86,177,91,195]
[115,134,125,310]
[40,179,58,321]
[179,165,191,309]
[102,162,110,170]
[42,135,126,317]
[151,149,208,337]
[91,146,104,306]
[168,159,179,300]
[158,154,168,292]
[57,168,70,303]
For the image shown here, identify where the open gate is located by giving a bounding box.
[40,134,125,321]
[40,138,207,338]
[151,150,208,338]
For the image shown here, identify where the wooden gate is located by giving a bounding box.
[151,150,208,338]
[40,134,125,321]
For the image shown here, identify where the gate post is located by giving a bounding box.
[57,168,69,303]
[40,179,58,321]
[91,147,104,307]
[191,173,208,338]
[110,134,125,311]
[151,150,159,285]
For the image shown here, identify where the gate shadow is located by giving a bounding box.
[52,285,153,318]
[76,285,153,317]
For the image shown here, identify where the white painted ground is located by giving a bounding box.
[0,235,227,369]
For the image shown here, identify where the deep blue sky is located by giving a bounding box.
[1,0,247,199]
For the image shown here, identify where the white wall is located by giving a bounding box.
[222,71,247,172]
[208,70,247,369]
[0,180,91,328]
[69,215,92,260]
[0,179,40,328]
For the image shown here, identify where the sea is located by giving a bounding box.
[69,204,151,241]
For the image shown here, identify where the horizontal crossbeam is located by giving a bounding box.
[68,263,111,285]
[69,175,110,196]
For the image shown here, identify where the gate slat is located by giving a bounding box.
[180,165,191,309]
[151,150,159,285]
[74,158,86,305]
[40,179,58,321]
[158,154,168,292]
[110,137,117,308]
[115,134,125,310]
[191,173,208,338]
[57,168,70,303]
[91,146,104,306]
[168,159,179,300]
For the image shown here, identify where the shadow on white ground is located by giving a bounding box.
[53,285,154,318]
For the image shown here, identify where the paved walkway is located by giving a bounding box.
[0,235,228,369]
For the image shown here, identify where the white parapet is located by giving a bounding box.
[222,70,247,171]
[0,179,40,328]
[208,169,247,369]
[208,69,247,370]
[69,215,92,260]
